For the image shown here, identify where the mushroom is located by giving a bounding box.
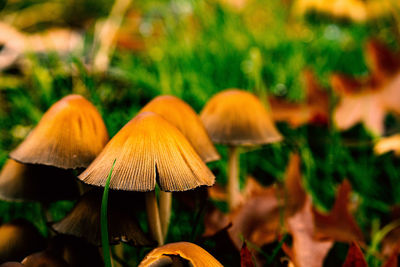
[140,95,220,238]
[0,219,46,262]
[140,95,219,163]
[21,251,69,267]
[0,159,79,203]
[138,242,223,267]
[78,112,215,245]
[10,94,109,169]
[200,89,282,209]
[52,189,154,247]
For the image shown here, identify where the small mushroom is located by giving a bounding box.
[21,251,69,267]
[0,159,79,203]
[201,89,282,209]
[0,219,46,262]
[138,242,223,267]
[10,94,109,169]
[78,112,215,245]
[140,95,220,238]
[140,95,220,163]
[52,189,154,247]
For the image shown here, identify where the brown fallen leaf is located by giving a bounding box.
[332,39,400,136]
[205,153,307,249]
[381,243,400,267]
[313,180,364,243]
[269,70,329,128]
[286,199,334,267]
[342,242,367,267]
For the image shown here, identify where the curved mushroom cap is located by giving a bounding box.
[10,95,109,169]
[52,190,154,246]
[140,95,220,163]
[0,159,79,203]
[0,219,46,262]
[22,251,69,267]
[200,89,282,146]
[78,112,215,192]
[138,242,223,267]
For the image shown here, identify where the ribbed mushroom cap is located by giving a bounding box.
[140,95,220,163]
[0,159,79,203]
[138,242,223,267]
[0,219,46,262]
[10,95,109,169]
[78,112,215,192]
[52,190,153,246]
[200,89,282,146]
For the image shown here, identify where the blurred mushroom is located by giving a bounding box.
[0,219,46,262]
[140,95,220,238]
[52,189,154,247]
[21,251,69,267]
[10,94,109,169]
[46,235,104,267]
[0,159,79,203]
[200,89,282,209]
[0,263,24,267]
[78,112,215,245]
[138,242,223,267]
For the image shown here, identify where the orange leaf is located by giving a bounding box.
[342,242,367,267]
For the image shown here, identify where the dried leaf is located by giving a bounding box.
[270,70,329,127]
[342,242,367,267]
[140,95,220,162]
[241,242,255,267]
[286,199,334,267]
[333,39,400,136]
[10,95,109,169]
[79,112,215,192]
[313,180,364,243]
[201,89,282,146]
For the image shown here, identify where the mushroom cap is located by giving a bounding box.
[200,89,282,146]
[78,112,215,192]
[52,190,154,246]
[0,219,46,262]
[46,235,104,267]
[21,251,69,267]
[0,159,79,203]
[10,95,109,169]
[138,242,223,267]
[140,95,220,163]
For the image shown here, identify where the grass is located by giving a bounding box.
[1,0,400,266]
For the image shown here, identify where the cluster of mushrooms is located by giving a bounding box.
[0,90,282,266]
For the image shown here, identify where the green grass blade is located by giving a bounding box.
[101,159,117,267]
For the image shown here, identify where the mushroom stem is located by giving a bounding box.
[228,146,240,210]
[145,191,164,245]
[159,191,172,239]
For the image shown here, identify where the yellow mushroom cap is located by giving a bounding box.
[140,95,220,163]
[138,242,223,267]
[10,95,109,169]
[78,112,215,192]
[201,89,282,145]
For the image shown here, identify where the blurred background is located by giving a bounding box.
[1,0,400,266]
